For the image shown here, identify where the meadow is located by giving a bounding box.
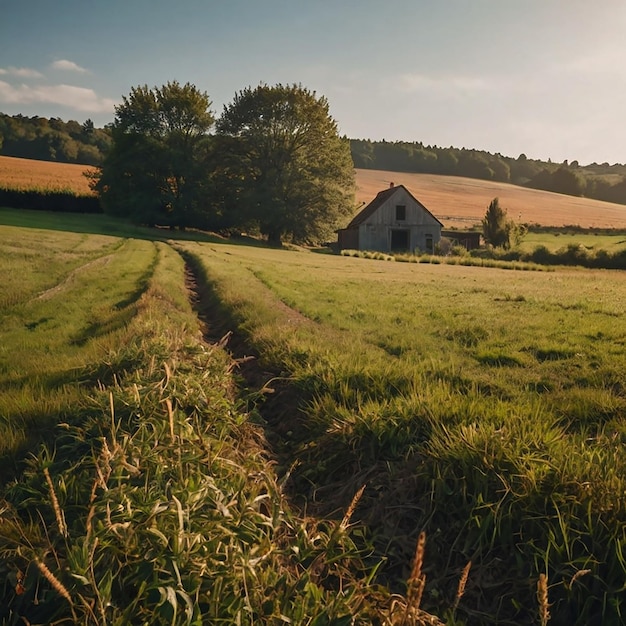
[1,161,626,624]
[1,215,406,625]
[178,240,626,624]
[3,154,626,229]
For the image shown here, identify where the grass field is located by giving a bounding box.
[179,239,626,624]
[1,173,626,623]
[519,229,626,253]
[1,217,405,625]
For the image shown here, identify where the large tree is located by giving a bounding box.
[482,197,515,248]
[92,81,215,227]
[216,83,355,245]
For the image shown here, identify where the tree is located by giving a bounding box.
[92,81,215,227]
[216,83,355,245]
[82,118,94,136]
[482,197,520,249]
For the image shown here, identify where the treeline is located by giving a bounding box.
[0,113,112,165]
[350,139,626,205]
[4,111,626,207]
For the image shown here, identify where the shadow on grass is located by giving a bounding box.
[0,206,244,246]
[0,207,342,256]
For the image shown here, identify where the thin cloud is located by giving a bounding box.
[0,80,117,113]
[0,66,43,79]
[51,59,89,73]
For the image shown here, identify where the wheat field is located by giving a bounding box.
[355,168,626,229]
[0,155,95,194]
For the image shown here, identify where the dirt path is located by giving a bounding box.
[182,258,310,454]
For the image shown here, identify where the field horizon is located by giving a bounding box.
[2,155,626,231]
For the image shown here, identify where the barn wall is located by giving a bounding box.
[358,224,389,251]
[338,228,359,250]
[358,188,442,253]
[363,187,441,228]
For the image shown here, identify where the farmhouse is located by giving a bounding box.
[338,183,443,254]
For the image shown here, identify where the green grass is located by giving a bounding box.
[519,230,626,253]
[178,240,626,625]
[0,206,229,242]
[0,225,158,465]
[0,217,439,625]
[3,206,626,624]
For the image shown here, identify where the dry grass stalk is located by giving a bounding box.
[401,531,427,623]
[340,484,366,530]
[35,558,72,604]
[85,480,99,541]
[165,398,176,441]
[568,568,591,589]
[218,331,232,349]
[43,467,67,538]
[537,573,550,626]
[453,560,472,611]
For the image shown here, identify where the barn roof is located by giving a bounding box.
[346,184,443,229]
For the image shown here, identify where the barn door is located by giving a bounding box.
[425,234,434,253]
[390,229,410,252]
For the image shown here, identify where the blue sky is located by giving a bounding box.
[2,0,626,165]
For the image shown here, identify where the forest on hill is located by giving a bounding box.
[2,111,626,205]
[0,113,112,165]
[351,138,626,205]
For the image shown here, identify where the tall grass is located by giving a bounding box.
[178,240,626,624]
[0,223,450,624]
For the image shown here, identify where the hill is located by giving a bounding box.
[0,155,95,195]
[355,168,626,229]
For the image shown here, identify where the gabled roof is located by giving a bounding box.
[345,184,443,229]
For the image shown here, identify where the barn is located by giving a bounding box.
[337,183,443,254]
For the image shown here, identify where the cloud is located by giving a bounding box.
[0,66,43,79]
[0,80,117,113]
[51,59,89,73]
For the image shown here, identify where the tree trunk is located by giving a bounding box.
[267,230,283,247]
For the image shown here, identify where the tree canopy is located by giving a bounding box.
[216,83,355,245]
[92,81,215,227]
[482,197,520,249]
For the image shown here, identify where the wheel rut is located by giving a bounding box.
[182,257,312,491]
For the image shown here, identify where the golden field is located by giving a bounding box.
[0,155,95,194]
[1,155,625,228]
[355,168,626,229]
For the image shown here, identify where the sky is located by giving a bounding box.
[1,0,626,165]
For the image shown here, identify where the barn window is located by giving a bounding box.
[395,205,406,221]
[425,234,434,253]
